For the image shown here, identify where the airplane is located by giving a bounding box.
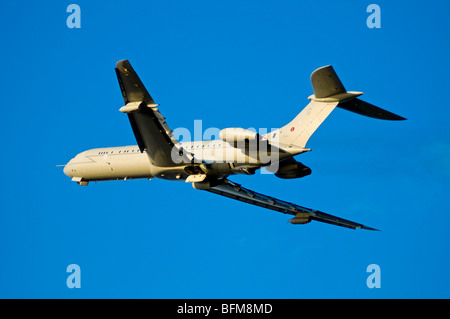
[63,60,405,230]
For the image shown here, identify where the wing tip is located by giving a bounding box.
[359,225,380,231]
[116,59,130,67]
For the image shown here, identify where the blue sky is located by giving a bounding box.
[0,0,449,298]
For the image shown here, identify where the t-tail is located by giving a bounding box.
[272,65,406,151]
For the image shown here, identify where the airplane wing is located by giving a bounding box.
[206,179,378,230]
[115,60,192,166]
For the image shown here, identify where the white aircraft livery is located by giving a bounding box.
[64,60,405,230]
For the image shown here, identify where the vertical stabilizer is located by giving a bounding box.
[310,65,346,98]
[270,65,405,151]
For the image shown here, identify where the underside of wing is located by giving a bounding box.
[115,60,191,166]
[206,180,378,230]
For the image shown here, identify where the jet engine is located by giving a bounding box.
[273,160,312,179]
[219,128,261,142]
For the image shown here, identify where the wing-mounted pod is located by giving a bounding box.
[119,101,159,113]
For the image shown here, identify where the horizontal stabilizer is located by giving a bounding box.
[338,98,406,121]
[310,66,406,120]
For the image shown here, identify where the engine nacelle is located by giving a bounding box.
[192,180,212,190]
[191,176,221,190]
[274,161,312,179]
[219,128,260,143]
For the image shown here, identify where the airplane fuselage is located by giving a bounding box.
[63,140,299,184]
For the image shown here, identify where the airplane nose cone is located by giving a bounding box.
[63,160,73,177]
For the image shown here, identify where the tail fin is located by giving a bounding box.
[271,65,406,150]
[310,65,347,98]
